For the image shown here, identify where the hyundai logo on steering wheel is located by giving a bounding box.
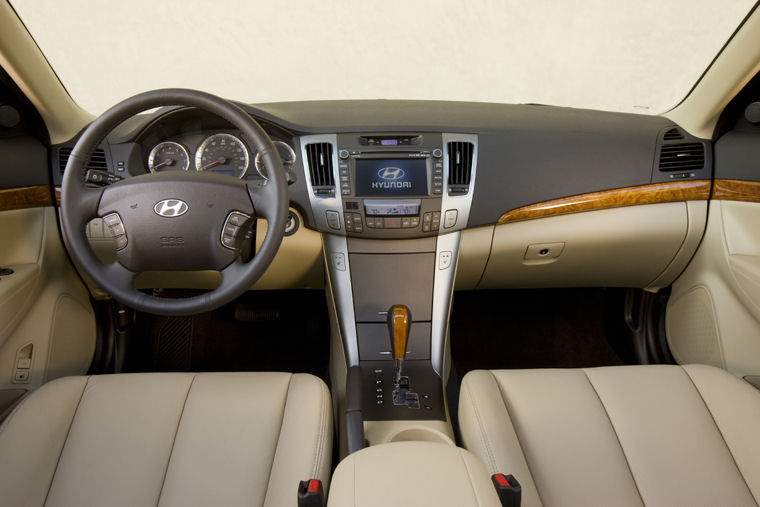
[154,199,189,217]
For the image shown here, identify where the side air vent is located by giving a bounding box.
[447,141,474,194]
[663,128,685,141]
[658,143,705,172]
[59,147,108,175]
[305,143,335,194]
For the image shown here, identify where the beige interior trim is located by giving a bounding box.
[480,202,699,290]
[668,200,760,376]
[665,5,760,138]
[455,225,493,290]
[363,420,455,447]
[0,1,92,143]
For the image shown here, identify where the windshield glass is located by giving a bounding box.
[10,0,757,116]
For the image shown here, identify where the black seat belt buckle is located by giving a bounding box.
[491,473,521,507]
[298,478,325,507]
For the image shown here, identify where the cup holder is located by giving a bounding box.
[388,427,455,446]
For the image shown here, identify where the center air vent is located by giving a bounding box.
[447,141,474,194]
[658,143,705,172]
[59,147,108,175]
[305,142,335,194]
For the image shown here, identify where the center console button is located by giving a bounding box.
[444,209,458,229]
[326,210,341,230]
[385,217,401,229]
[401,217,411,228]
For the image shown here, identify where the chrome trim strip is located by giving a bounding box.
[299,134,345,234]
[431,231,461,376]
[322,233,359,367]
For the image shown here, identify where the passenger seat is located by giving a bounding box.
[459,364,760,506]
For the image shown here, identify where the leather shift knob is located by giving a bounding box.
[388,305,411,360]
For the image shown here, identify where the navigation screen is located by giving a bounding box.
[354,159,428,197]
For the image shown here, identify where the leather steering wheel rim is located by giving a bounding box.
[61,89,288,316]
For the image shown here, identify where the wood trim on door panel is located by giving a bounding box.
[498,180,711,225]
[0,185,55,211]
[712,179,760,203]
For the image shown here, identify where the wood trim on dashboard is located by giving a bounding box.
[712,179,760,203]
[0,185,55,212]
[497,180,712,225]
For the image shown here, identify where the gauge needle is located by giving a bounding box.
[150,159,174,171]
[200,157,227,170]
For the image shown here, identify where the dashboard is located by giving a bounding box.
[51,99,720,292]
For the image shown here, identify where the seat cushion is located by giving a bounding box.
[0,372,332,507]
[459,364,760,507]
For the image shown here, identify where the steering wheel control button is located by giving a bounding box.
[102,213,128,250]
[326,210,341,230]
[153,199,189,218]
[439,251,453,270]
[443,209,458,229]
[221,211,252,250]
[332,253,346,271]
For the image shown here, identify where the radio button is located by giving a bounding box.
[366,217,375,228]
[401,217,411,228]
[432,148,443,158]
[339,149,350,160]
[410,217,420,227]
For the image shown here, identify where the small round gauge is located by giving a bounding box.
[195,133,249,178]
[254,141,297,180]
[148,141,190,172]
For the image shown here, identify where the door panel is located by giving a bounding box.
[667,200,760,376]
[0,205,95,415]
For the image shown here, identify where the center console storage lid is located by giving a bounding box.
[327,441,501,506]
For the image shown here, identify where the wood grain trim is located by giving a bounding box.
[712,179,760,203]
[498,180,711,225]
[0,185,55,211]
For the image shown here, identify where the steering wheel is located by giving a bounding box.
[61,89,288,316]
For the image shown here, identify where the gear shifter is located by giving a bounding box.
[387,304,420,409]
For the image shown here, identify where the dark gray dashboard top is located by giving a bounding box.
[73,99,702,228]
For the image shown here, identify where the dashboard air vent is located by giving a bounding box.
[663,128,685,141]
[59,147,108,175]
[305,143,335,193]
[658,143,705,172]
[447,141,474,193]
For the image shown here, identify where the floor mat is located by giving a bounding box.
[449,288,626,375]
[125,290,330,382]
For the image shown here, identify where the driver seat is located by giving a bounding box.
[0,372,332,507]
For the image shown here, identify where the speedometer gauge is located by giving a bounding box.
[148,141,190,172]
[195,133,249,178]
[254,140,296,180]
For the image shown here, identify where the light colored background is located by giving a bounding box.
[11,0,755,115]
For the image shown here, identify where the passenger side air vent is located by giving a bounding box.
[447,141,474,194]
[658,143,705,172]
[59,147,108,175]
[305,143,335,195]
[662,128,685,141]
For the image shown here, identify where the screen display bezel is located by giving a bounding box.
[350,155,431,198]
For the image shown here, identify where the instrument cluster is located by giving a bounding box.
[147,133,296,181]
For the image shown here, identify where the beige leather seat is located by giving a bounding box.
[459,364,760,506]
[0,372,332,507]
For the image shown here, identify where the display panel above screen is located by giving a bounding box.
[354,158,428,197]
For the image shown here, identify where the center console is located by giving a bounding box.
[300,132,478,450]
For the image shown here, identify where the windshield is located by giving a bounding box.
[10,0,757,116]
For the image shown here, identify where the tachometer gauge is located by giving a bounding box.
[254,140,297,180]
[195,133,249,178]
[148,141,190,172]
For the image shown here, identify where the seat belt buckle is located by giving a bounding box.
[298,478,325,507]
[491,473,521,507]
